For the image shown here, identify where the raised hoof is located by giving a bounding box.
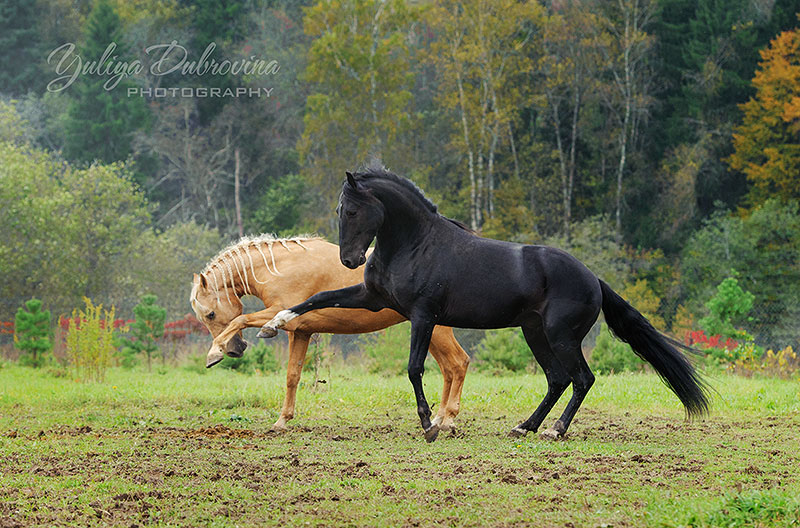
[539,428,563,441]
[206,348,225,368]
[226,347,244,358]
[424,424,440,443]
[509,426,528,438]
[257,326,278,339]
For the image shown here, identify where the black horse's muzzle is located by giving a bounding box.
[341,252,366,269]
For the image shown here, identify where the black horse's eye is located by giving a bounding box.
[346,210,357,217]
[207,311,215,320]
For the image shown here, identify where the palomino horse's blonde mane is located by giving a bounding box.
[198,234,319,306]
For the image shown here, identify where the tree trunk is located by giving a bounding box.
[234,147,243,238]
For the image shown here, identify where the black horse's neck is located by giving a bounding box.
[365,178,442,258]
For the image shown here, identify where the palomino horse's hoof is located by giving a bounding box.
[270,423,288,433]
[424,424,440,443]
[257,325,278,339]
[206,348,225,368]
[509,426,528,438]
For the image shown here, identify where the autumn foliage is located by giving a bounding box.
[729,28,800,204]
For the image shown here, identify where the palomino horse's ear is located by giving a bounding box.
[195,273,207,288]
[345,171,357,189]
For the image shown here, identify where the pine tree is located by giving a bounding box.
[0,0,42,94]
[14,299,52,368]
[119,294,166,371]
[62,0,149,164]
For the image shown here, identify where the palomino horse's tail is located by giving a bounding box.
[599,280,710,418]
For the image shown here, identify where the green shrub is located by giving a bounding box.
[359,322,411,376]
[118,294,166,371]
[14,298,52,368]
[220,342,280,375]
[699,275,755,342]
[475,328,533,373]
[65,298,116,382]
[590,323,643,374]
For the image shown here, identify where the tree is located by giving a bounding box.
[682,200,800,346]
[0,0,42,94]
[119,294,166,370]
[299,0,421,232]
[427,0,545,230]
[728,28,800,205]
[14,299,52,368]
[596,0,656,238]
[537,5,604,238]
[61,0,149,164]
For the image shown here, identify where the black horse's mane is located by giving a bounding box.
[352,165,474,234]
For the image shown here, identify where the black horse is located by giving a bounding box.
[258,167,709,442]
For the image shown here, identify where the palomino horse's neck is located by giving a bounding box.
[201,236,314,306]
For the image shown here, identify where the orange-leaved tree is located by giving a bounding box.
[728,27,800,205]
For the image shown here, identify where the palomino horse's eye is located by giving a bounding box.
[207,311,215,320]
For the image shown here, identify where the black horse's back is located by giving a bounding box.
[599,280,710,417]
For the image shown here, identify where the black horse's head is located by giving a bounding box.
[338,171,384,269]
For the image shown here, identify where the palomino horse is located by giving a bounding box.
[190,235,469,433]
[259,167,710,442]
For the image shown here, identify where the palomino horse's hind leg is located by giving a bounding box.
[273,331,311,432]
[428,326,469,433]
[509,322,571,438]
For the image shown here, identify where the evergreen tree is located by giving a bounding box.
[14,298,52,368]
[62,0,149,164]
[0,0,42,94]
[119,294,166,371]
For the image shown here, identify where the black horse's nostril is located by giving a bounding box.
[342,258,353,268]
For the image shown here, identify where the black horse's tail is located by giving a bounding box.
[599,280,710,418]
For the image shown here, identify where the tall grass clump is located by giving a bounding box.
[65,298,116,382]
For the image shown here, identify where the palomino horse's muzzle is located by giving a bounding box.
[205,333,248,368]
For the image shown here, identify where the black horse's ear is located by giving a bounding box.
[346,171,357,189]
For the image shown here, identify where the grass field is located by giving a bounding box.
[1,363,799,527]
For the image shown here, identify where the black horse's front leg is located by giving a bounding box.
[256,284,387,338]
[408,317,438,443]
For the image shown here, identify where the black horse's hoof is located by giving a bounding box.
[424,424,440,443]
[257,326,278,339]
[509,426,528,438]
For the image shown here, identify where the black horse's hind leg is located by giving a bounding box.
[408,317,438,442]
[510,323,571,437]
[539,320,595,439]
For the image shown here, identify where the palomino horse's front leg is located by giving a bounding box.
[272,331,311,432]
[428,326,470,433]
[206,307,283,367]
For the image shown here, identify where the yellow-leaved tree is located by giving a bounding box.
[728,27,800,205]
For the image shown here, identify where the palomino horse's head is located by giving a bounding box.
[190,273,248,357]
[338,171,385,269]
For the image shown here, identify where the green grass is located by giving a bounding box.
[1,364,799,527]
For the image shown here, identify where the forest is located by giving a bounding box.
[1,0,799,352]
